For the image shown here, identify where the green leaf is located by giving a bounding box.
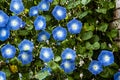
[92,42,100,50]
[18,30,30,36]
[81,31,93,40]
[54,56,61,62]
[101,42,107,49]
[83,23,95,31]
[98,23,108,32]
[78,10,92,19]
[96,8,107,14]
[85,42,93,50]
[107,29,118,38]
[81,0,91,5]
[35,71,49,80]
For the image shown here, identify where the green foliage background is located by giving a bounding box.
[0,0,120,80]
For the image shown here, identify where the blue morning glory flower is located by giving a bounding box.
[18,39,34,52]
[7,16,22,30]
[88,60,103,75]
[20,21,26,28]
[29,6,39,17]
[52,26,67,41]
[0,10,9,27]
[98,50,114,66]
[61,48,76,61]
[114,72,120,80]
[0,27,10,41]
[34,16,46,30]
[42,66,52,73]
[67,18,82,34]
[10,0,24,14]
[39,47,54,62]
[52,5,66,20]
[44,0,53,3]
[1,44,16,59]
[60,60,75,73]
[0,71,6,80]
[38,0,50,11]
[18,51,33,65]
[37,30,50,42]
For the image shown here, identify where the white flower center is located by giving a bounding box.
[41,35,47,41]
[43,51,49,58]
[118,76,120,79]
[33,10,38,14]
[0,15,3,22]
[38,20,44,28]
[56,31,63,37]
[66,53,72,59]
[104,55,110,62]
[5,48,12,56]
[64,62,70,68]
[11,20,18,27]
[57,10,63,16]
[22,53,28,60]
[0,29,6,37]
[23,44,30,51]
[41,4,47,9]
[0,76,4,80]
[13,2,20,10]
[93,65,99,71]
[71,23,78,30]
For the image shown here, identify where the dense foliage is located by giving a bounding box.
[0,0,119,80]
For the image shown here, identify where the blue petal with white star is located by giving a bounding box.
[52,5,66,20]
[29,6,39,17]
[7,16,22,30]
[60,60,75,73]
[61,48,76,61]
[88,60,103,75]
[18,51,33,65]
[114,72,120,80]
[52,26,67,41]
[10,0,24,14]
[39,47,54,62]
[37,30,50,42]
[34,16,46,30]
[1,44,16,59]
[0,71,6,80]
[0,10,9,27]
[38,0,50,11]
[67,18,82,34]
[0,27,10,41]
[18,39,34,52]
[98,50,114,66]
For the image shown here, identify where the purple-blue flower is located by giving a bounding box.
[1,44,16,59]
[29,6,39,17]
[0,10,9,27]
[20,21,26,28]
[34,16,46,30]
[52,26,67,41]
[44,0,53,3]
[10,0,24,14]
[0,71,6,80]
[52,5,66,20]
[37,30,50,42]
[60,60,75,73]
[7,16,22,30]
[61,48,76,61]
[38,0,50,11]
[0,27,10,41]
[67,18,82,34]
[42,66,52,73]
[98,50,114,66]
[18,51,33,65]
[39,47,54,62]
[18,39,34,52]
[88,60,103,75]
[114,72,120,80]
